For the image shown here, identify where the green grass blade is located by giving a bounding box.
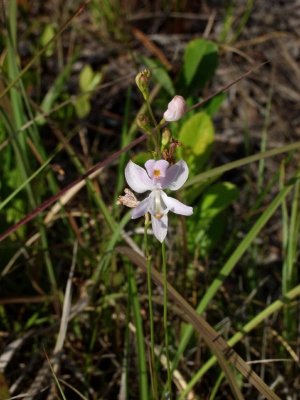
[0,1,88,101]
[173,175,296,371]
[127,263,149,400]
[120,247,279,400]
[286,181,300,291]
[4,0,57,292]
[184,141,300,189]
[282,178,300,339]
[209,372,225,400]
[44,352,67,400]
[91,211,131,288]
[180,283,300,397]
[258,80,273,190]
[0,154,55,211]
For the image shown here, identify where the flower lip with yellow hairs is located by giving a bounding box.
[124,159,193,242]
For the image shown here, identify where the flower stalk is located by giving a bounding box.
[145,214,159,400]
[162,241,172,397]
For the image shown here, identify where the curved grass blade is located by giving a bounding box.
[173,173,297,373]
[184,140,300,189]
[180,283,300,397]
[0,153,55,211]
[0,134,147,243]
[127,263,149,400]
[118,247,280,400]
[0,0,90,100]
[2,137,300,244]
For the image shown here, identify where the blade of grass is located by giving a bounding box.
[0,0,90,101]
[179,283,300,397]
[184,141,300,189]
[0,133,147,243]
[127,262,149,400]
[56,378,89,400]
[218,1,234,43]
[1,62,262,154]
[4,0,57,292]
[162,241,172,397]
[89,196,148,400]
[0,72,139,153]
[0,153,56,211]
[173,172,297,372]
[2,137,300,244]
[230,0,254,43]
[91,211,131,289]
[209,372,225,400]
[44,352,67,400]
[280,162,289,296]
[38,59,75,125]
[282,178,300,340]
[119,290,130,400]
[119,246,280,400]
[54,241,77,353]
[258,75,273,190]
[113,87,133,212]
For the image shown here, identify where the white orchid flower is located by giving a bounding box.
[125,159,193,242]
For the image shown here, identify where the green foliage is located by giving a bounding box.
[142,57,175,96]
[179,38,218,95]
[39,60,74,124]
[199,182,239,219]
[132,151,153,166]
[1,3,298,399]
[74,64,102,118]
[203,92,227,117]
[188,182,239,256]
[40,23,56,57]
[178,111,214,174]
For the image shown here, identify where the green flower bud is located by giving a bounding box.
[136,113,151,132]
[161,128,171,148]
[135,69,151,100]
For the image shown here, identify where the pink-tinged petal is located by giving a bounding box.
[161,160,189,190]
[131,197,150,219]
[145,159,169,179]
[161,192,193,216]
[144,160,156,177]
[125,161,155,193]
[151,214,168,242]
[163,95,186,122]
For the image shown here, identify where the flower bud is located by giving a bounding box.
[136,113,151,132]
[135,69,151,100]
[163,95,186,122]
[161,128,171,148]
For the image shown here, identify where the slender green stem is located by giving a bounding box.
[209,372,225,400]
[162,241,171,397]
[145,99,160,156]
[127,263,149,400]
[145,216,158,400]
[146,99,157,128]
[258,77,273,190]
